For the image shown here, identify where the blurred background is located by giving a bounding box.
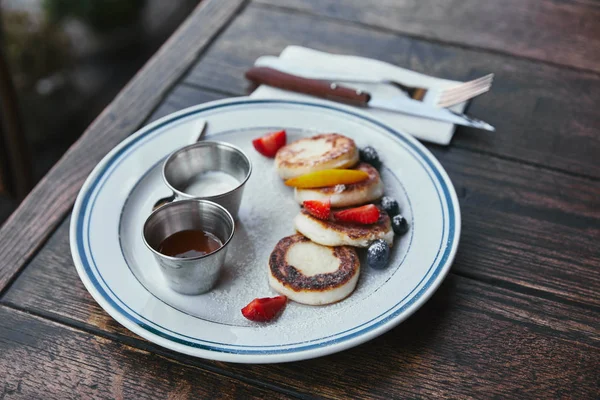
[0,0,201,224]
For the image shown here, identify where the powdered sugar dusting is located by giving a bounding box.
[120,127,413,338]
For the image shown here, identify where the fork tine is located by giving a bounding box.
[437,92,489,108]
[440,74,494,98]
[438,85,492,106]
[438,77,493,103]
[441,78,493,97]
[437,86,491,107]
[453,73,494,88]
[437,86,491,108]
[438,81,492,102]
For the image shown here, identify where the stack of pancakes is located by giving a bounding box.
[268,134,393,305]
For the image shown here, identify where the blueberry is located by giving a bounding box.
[380,196,400,216]
[367,239,390,270]
[359,146,381,168]
[392,214,409,236]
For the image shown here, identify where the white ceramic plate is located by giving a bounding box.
[70,97,461,363]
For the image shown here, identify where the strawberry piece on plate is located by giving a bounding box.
[241,295,287,322]
[303,199,331,220]
[333,204,380,224]
[252,130,286,158]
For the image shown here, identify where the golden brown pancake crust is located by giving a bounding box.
[269,234,359,292]
[275,133,357,168]
[299,206,391,240]
[308,162,379,195]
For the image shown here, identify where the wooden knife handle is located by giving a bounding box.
[245,67,371,107]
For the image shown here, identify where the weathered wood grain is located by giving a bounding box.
[147,84,226,123]
[430,145,600,306]
[0,305,292,400]
[6,217,600,344]
[184,5,600,179]
[2,219,598,398]
[1,2,598,398]
[0,0,248,293]
[254,0,600,74]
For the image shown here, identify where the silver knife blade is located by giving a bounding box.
[368,95,495,131]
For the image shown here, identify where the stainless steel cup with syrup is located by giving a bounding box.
[143,199,235,295]
[160,141,252,220]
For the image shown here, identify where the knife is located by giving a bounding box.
[245,66,494,131]
[255,55,421,87]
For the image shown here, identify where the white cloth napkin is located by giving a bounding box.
[250,46,468,145]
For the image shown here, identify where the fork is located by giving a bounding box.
[331,73,494,107]
[254,57,493,108]
[435,74,494,107]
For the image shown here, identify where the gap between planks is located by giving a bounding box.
[2,270,598,398]
[0,302,312,400]
[2,266,598,350]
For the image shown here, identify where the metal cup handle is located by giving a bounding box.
[152,193,176,211]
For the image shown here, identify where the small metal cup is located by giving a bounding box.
[161,141,252,219]
[143,199,235,295]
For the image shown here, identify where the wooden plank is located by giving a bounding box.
[0,306,291,399]
[5,215,599,345]
[431,145,600,306]
[2,220,598,398]
[147,84,226,123]
[183,5,600,179]
[0,0,249,293]
[254,0,600,74]
[6,132,599,311]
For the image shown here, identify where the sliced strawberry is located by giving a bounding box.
[241,295,287,322]
[303,199,331,220]
[333,204,380,224]
[252,130,286,158]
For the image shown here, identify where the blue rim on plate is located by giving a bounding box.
[71,98,460,361]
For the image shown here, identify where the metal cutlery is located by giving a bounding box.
[316,73,492,108]
[245,67,495,131]
[254,56,493,108]
[436,74,493,108]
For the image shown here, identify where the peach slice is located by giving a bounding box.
[284,169,369,189]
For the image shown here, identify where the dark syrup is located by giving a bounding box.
[158,230,223,258]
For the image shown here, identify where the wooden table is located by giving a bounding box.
[1,1,599,398]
